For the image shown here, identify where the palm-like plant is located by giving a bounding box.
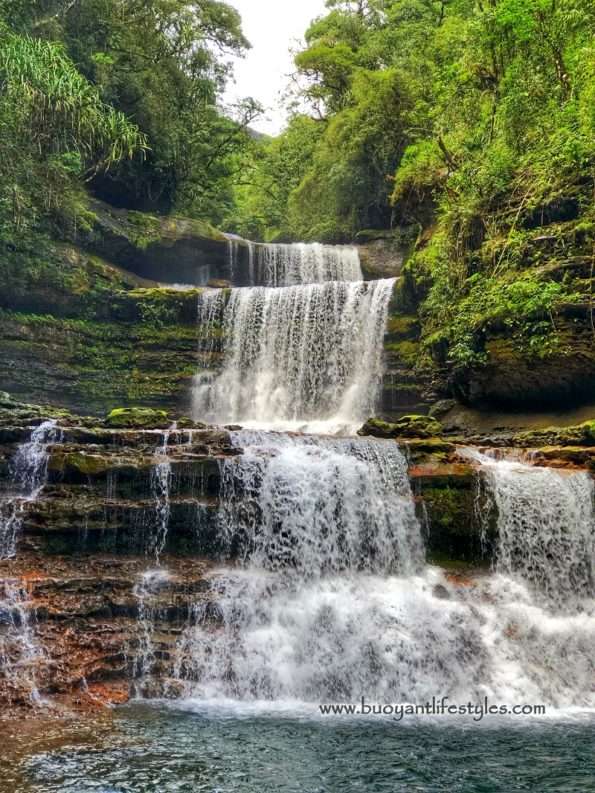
[0,30,147,172]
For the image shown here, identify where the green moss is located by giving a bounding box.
[126,212,163,249]
[121,210,226,248]
[360,415,443,439]
[513,419,595,447]
[421,483,492,564]
[106,407,170,428]
[127,287,202,300]
[405,438,455,460]
[385,339,419,365]
[422,487,467,530]
[386,314,418,337]
[60,451,113,476]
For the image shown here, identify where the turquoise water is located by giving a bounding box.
[22,704,595,792]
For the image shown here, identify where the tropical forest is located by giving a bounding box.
[1,1,595,790]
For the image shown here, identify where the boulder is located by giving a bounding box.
[359,415,443,439]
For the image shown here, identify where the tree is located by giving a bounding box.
[0,26,146,232]
[54,0,254,219]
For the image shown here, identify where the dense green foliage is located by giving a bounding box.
[2,0,594,382]
[0,24,146,234]
[232,0,595,371]
[0,0,257,236]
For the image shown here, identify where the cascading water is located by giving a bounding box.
[159,434,595,712]
[463,449,595,608]
[0,420,61,559]
[217,431,424,575]
[224,238,363,287]
[132,569,172,692]
[149,428,173,561]
[169,232,595,714]
[252,242,362,286]
[172,432,429,702]
[0,578,45,704]
[192,278,395,432]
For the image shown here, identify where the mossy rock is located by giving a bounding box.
[404,438,455,463]
[83,199,230,287]
[513,419,595,447]
[359,415,443,439]
[106,407,170,429]
[53,451,114,476]
[386,314,419,338]
[385,339,419,365]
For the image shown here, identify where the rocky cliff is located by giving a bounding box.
[0,205,420,420]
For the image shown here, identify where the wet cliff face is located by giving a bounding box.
[0,400,235,712]
[0,207,413,420]
[82,200,230,287]
[0,399,458,712]
[0,232,207,415]
[3,202,594,425]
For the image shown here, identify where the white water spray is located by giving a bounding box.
[218,431,424,576]
[463,449,595,608]
[0,578,45,704]
[252,242,362,286]
[175,568,595,709]
[0,420,61,559]
[173,433,434,701]
[192,279,395,432]
[223,239,362,287]
[149,428,173,561]
[132,568,171,689]
[163,437,595,712]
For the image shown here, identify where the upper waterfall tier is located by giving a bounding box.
[192,278,396,433]
[226,239,363,287]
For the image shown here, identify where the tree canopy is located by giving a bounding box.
[231,0,595,244]
[0,0,258,235]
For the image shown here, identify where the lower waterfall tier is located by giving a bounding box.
[3,552,595,714]
[1,403,595,715]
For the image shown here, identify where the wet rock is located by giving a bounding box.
[106,407,170,429]
[512,420,595,448]
[403,438,456,463]
[432,584,450,600]
[82,199,229,286]
[359,415,443,439]
[428,399,457,419]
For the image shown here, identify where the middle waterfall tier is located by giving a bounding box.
[193,278,396,433]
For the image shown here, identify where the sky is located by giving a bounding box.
[223,0,327,135]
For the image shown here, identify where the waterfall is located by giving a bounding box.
[253,242,362,286]
[223,239,362,286]
[0,579,45,704]
[0,420,61,559]
[159,437,595,711]
[149,429,173,561]
[227,238,239,282]
[464,450,595,608]
[218,431,424,576]
[172,433,434,701]
[173,570,595,708]
[193,279,395,432]
[132,569,171,691]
